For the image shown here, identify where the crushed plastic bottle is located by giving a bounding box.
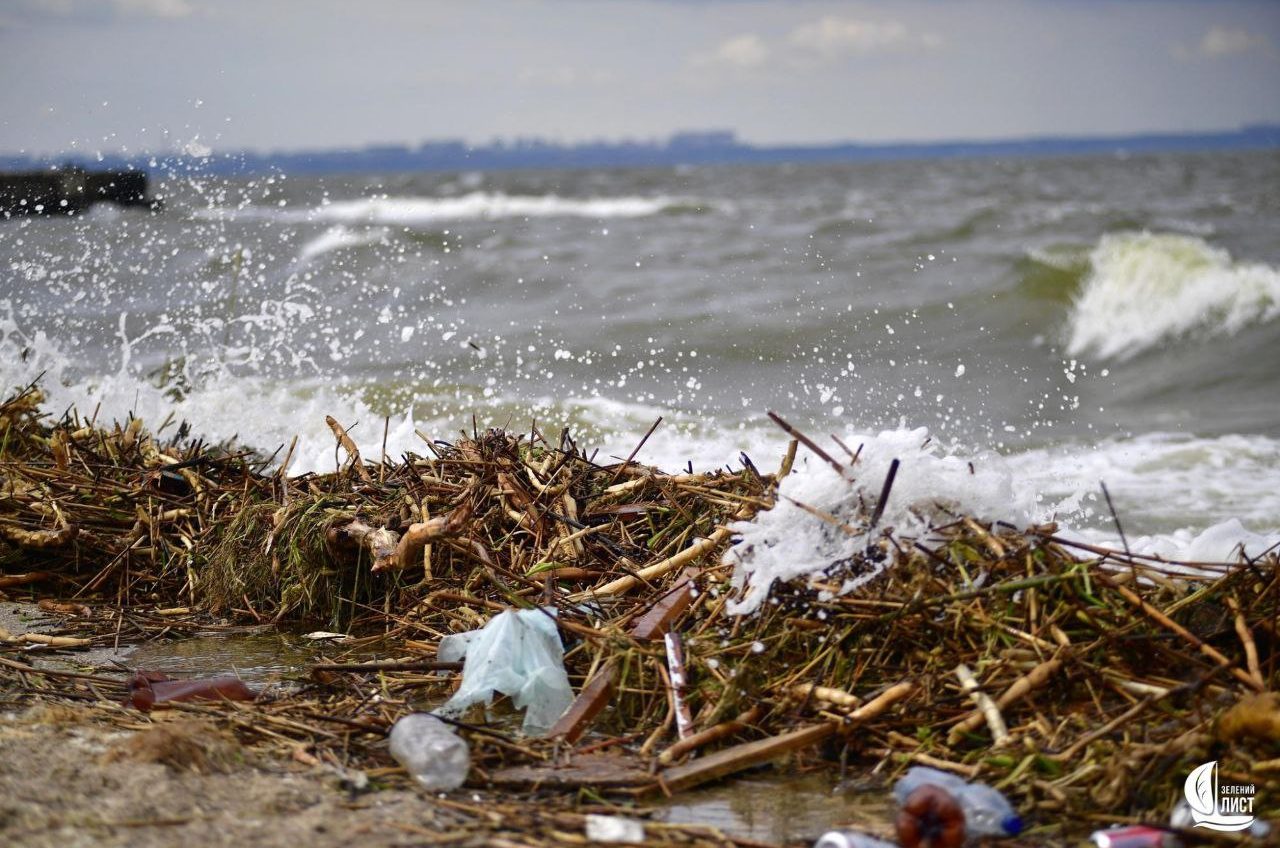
[893,766,1023,839]
[1170,799,1271,839]
[388,713,470,791]
[1089,825,1181,848]
[813,831,897,848]
[436,606,573,735]
[584,814,646,844]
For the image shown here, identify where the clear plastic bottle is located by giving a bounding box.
[388,713,470,791]
[893,766,1023,839]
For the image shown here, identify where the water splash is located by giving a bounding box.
[1066,232,1280,360]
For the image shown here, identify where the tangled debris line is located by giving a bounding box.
[2,379,1279,846]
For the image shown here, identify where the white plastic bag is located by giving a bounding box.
[436,607,573,735]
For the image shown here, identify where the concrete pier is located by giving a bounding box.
[0,166,158,217]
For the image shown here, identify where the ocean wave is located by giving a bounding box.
[206,191,696,226]
[1065,232,1280,360]
[723,427,1280,614]
[297,225,390,262]
[1016,244,1091,301]
[725,429,1042,614]
[1004,431,1280,531]
[5,302,1276,614]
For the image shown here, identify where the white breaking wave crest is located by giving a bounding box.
[297,225,389,262]
[1066,232,1280,360]
[725,429,1037,614]
[3,303,1276,617]
[723,428,1280,615]
[207,192,692,226]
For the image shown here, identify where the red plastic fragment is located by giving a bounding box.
[125,671,257,711]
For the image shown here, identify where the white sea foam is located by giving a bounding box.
[297,225,389,262]
[3,302,1276,613]
[1066,232,1280,360]
[725,429,1040,615]
[722,428,1280,614]
[1003,431,1280,531]
[209,192,690,226]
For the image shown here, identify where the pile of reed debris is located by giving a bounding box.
[2,378,1278,845]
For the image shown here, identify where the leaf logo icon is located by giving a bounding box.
[1183,760,1256,832]
[1185,761,1216,816]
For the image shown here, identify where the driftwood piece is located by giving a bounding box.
[658,705,764,765]
[952,662,1009,747]
[659,722,837,794]
[0,522,79,549]
[658,680,914,793]
[790,683,861,709]
[664,632,694,740]
[488,753,652,790]
[11,633,91,648]
[392,501,474,572]
[0,570,56,589]
[324,415,372,482]
[948,656,1062,740]
[1099,573,1265,692]
[37,599,92,617]
[571,530,729,601]
[629,568,699,641]
[548,661,618,743]
[326,519,400,573]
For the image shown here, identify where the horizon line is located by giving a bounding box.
[4,122,1280,161]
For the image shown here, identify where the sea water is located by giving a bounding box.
[2,151,1278,606]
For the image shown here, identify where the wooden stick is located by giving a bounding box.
[1098,574,1264,692]
[0,570,55,589]
[310,661,462,673]
[658,681,913,793]
[949,656,1062,738]
[605,416,662,489]
[324,415,371,482]
[790,683,861,709]
[658,706,764,765]
[766,411,847,478]
[665,632,694,740]
[570,529,730,601]
[951,663,1009,746]
[1228,597,1265,690]
[326,519,400,573]
[630,568,699,641]
[0,523,78,548]
[547,662,618,743]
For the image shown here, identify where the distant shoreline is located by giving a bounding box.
[3,125,1278,178]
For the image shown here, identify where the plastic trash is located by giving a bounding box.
[124,670,256,711]
[584,814,646,844]
[436,606,573,735]
[388,713,470,791]
[813,831,897,848]
[1089,825,1181,848]
[893,766,1023,839]
[1170,799,1270,839]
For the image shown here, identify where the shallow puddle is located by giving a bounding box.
[126,631,327,684]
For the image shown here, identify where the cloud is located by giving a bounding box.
[787,16,941,61]
[113,0,194,18]
[14,0,194,20]
[1176,25,1273,60]
[695,33,771,69]
[693,16,940,73]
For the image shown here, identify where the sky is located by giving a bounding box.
[1,0,1278,155]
